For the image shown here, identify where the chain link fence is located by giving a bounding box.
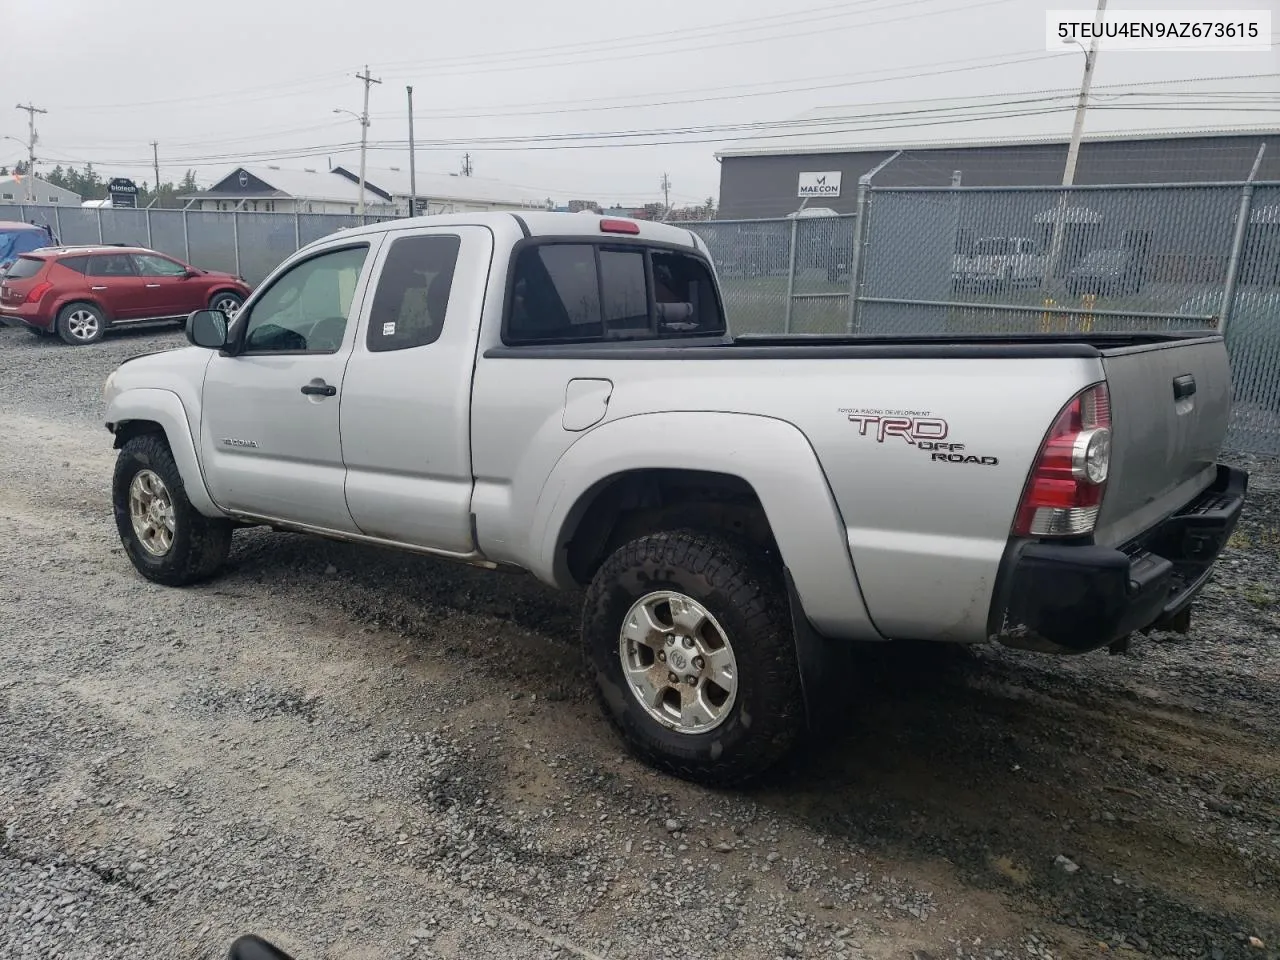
[5,188,1277,453]
[5,204,393,285]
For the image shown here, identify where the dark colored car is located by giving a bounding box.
[0,220,59,277]
[0,245,250,345]
[1065,247,1144,297]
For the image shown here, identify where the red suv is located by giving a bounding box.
[0,245,251,346]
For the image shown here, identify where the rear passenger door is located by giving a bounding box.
[84,253,147,320]
[339,225,494,553]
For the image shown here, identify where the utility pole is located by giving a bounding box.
[462,153,472,177]
[354,65,382,218]
[1062,0,1106,190]
[660,172,671,218]
[151,141,161,205]
[1044,0,1106,289]
[15,102,47,203]
[407,86,417,217]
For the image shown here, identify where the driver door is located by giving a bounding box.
[198,238,380,531]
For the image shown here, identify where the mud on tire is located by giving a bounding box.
[582,529,804,787]
[113,433,233,586]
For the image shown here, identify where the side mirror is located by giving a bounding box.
[183,269,200,279]
[227,934,297,960]
[186,309,229,349]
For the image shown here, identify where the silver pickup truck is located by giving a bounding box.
[102,212,1248,786]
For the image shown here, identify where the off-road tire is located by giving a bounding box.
[582,529,804,787]
[113,433,233,586]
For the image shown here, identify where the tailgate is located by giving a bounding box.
[1094,336,1231,547]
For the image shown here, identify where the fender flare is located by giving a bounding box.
[105,387,222,518]
[530,411,879,641]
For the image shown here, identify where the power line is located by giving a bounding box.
[50,0,927,115]
[380,0,1019,80]
[40,73,1280,168]
[370,50,1078,123]
[371,0,923,73]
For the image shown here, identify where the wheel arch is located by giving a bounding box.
[56,297,112,322]
[206,286,244,306]
[106,388,222,518]
[534,411,880,641]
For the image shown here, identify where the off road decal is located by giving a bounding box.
[838,408,999,466]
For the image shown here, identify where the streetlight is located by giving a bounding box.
[333,107,371,217]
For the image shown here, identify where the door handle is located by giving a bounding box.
[91,285,107,291]
[1172,374,1196,401]
[145,283,161,288]
[300,380,337,397]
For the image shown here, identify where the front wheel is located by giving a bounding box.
[582,529,804,787]
[113,433,233,586]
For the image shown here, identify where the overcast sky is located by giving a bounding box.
[3,0,1277,206]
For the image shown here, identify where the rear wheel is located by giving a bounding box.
[56,302,106,346]
[113,433,233,586]
[582,529,804,786]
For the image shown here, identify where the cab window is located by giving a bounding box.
[241,245,369,354]
[505,242,725,345]
[365,234,461,352]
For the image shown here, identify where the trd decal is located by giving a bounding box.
[839,408,999,466]
[846,414,948,444]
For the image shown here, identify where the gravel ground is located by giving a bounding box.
[1,324,1278,960]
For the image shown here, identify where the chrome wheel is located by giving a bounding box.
[66,308,100,341]
[211,295,241,319]
[618,591,738,734]
[128,469,176,557]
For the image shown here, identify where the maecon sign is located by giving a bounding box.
[797,171,842,198]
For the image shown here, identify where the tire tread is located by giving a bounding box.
[582,528,804,787]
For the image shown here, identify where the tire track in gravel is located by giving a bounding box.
[2,329,1278,960]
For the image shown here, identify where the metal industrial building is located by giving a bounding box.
[715,75,1280,218]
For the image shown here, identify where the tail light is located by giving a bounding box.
[1013,382,1112,538]
[25,281,54,304]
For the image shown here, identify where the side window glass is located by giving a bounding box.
[242,245,369,354]
[133,254,187,277]
[58,255,88,274]
[366,234,461,352]
[599,248,649,337]
[650,252,725,336]
[86,254,137,277]
[507,244,601,344]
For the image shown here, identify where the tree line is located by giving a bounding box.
[0,161,200,208]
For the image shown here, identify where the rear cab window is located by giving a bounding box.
[3,256,46,280]
[504,240,725,346]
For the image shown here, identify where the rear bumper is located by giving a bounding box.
[992,463,1247,654]
[0,301,53,330]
